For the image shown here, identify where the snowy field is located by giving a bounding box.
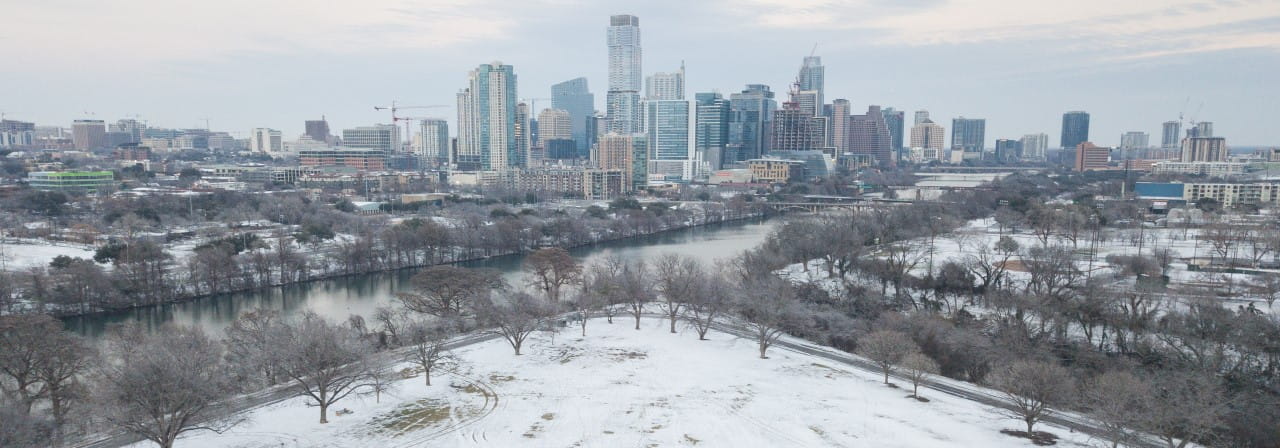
[147,318,1096,448]
[0,239,97,271]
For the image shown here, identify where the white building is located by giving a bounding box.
[1151,161,1245,177]
[910,119,945,150]
[1120,131,1149,150]
[342,124,399,154]
[536,109,573,146]
[645,64,685,101]
[249,128,283,153]
[1020,133,1049,160]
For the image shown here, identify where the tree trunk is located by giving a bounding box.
[669,314,677,333]
[634,313,641,330]
[912,382,918,397]
[884,369,889,385]
[320,401,329,424]
[758,342,768,359]
[1025,417,1034,434]
[425,366,432,386]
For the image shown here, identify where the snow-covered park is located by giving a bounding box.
[0,238,97,271]
[146,318,1095,448]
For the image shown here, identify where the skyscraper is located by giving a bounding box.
[551,77,594,155]
[1180,137,1228,162]
[514,102,531,166]
[113,119,145,144]
[728,84,776,163]
[456,61,518,171]
[914,110,930,126]
[1161,121,1182,150]
[646,100,697,180]
[910,119,945,150]
[1196,122,1214,138]
[848,105,894,166]
[798,56,824,111]
[830,99,852,154]
[645,63,685,100]
[250,128,283,153]
[882,107,905,162]
[416,119,449,164]
[1020,133,1048,160]
[695,92,731,170]
[71,119,107,150]
[595,133,636,191]
[770,104,824,154]
[951,117,987,154]
[994,139,1023,162]
[1061,111,1090,149]
[304,118,330,143]
[606,15,642,134]
[342,125,397,153]
[538,108,574,159]
[1120,131,1149,150]
[1074,141,1109,171]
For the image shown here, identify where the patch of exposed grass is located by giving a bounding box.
[369,398,451,435]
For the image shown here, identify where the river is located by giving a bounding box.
[63,218,776,338]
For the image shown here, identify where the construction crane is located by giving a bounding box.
[521,97,553,115]
[374,101,449,151]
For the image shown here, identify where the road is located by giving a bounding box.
[76,313,1158,448]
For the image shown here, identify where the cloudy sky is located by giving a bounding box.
[3,0,1278,146]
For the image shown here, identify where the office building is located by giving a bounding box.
[606,15,643,134]
[910,119,946,150]
[456,62,519,170]
[793,91,821,118]
[646,100,698,180]
[1061,111,1090,149]
[537,108,572,147]
[1151,161,1244,177]
[798,56,824,110]
[551,77,595,155]
[882,107,904,162]
[0,119,35,134]
[1161,121,1181,149]
[748,159,806,184]
[829,99,851,154]
[1180,137,1228,162]
[27,171,115,193]
[299,148,387,171]
[515,102,532,167]
[914,110,930,126]
[1195,122,1214,138]
[645,64,685,100]
[595,133,637,191]
[301,118,327,143]
[1020,133,1049,160]
[342,124,398,153]
[695,92,731,170]
[848,106,894,166]
[250,128,283,153]
[1184,182,1280,207]
[994,139,1022,162]
[416,119,449,163]
[951,117,986,154]
[71,119,107,150]
[111,119,145,144]
[1074,142,1110,171]
[728,84,776,163]
[1120,131,1149,150]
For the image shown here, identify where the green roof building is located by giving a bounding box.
[28,171,115,193]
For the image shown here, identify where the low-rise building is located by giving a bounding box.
[747,159,806,184]
[27,170,115,193]
[299,148,386,171]
[1151,161,1245,177]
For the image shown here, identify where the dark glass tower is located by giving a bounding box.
[1061,111,1090,149]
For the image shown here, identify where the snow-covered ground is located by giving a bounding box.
[150,318,1095,448]
[0,238,97,271]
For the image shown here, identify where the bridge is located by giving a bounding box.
[762,201,903,213]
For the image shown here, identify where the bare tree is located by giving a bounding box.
[0,315,59,415]
[271,312,374,424]
[475,291,558,355]
[901,352,939,399]
[735,276,800,359]
[859,330,918,385]
[654,253,705,333]
[1140,370,1228,448]
[524,247,582,303]
[406,320,453,386]
[1083,370,1149,448]
[223,309,285,386]
[990,360,1075,435]
[684,273,731,340]
[582,257,627,324]
[96,324,240,448]
[33,330,91,436]
[621,260,655,330]
[396,266,503,318]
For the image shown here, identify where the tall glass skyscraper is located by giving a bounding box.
[456,62,518,171]
[606,15,642,134]
[646,100,696,180]
[729,84,776,163]
[951,117,987,153]
[799,56,824,112]
[881,107,905,162]
[1061,111,1090,149]
[551,77,594,155]
[695,92,730,170]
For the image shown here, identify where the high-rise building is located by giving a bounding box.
[342,125,398,153]
[416,119,449,163]
[910,119,946,150]
[794,91,821,118]
[305,118,330,143]
[1180,137,1228,162]
[606,15,642,134]
[646,100,697,180]
[914,110,930,126]
[798,56,824,110]
[1074,142,1110,171]
[951,117,986,154]
[586,112,606,153]
[514,102,532,166]
[1020,133,1049,160]
[770,104,825,154]
[1161,121,1182,149]
[551,77,595,155]
[645,63,685,100]
[848,105,894,166]
[1196,122,1214,138]
[994,139,1022,162]
[71,119,107,150]
[250,128,283,153]
[536,109,573,147]
[1061,111,1090,149]
[111,119,145,144]
[695,92,731,170]
[882,107,905,162]
[830,99,852,154]
[595,133,636,191]
[729,84,776,164]
[456,61,519,170]
[1120,131,1149,150]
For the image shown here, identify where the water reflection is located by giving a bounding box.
[63,219,775,338]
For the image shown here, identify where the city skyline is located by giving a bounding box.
[4,1,1278,146]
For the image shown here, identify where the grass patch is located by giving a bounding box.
[684,434,702,445]
[489,374,516,383]
[1000,429,1059,446]
[541,412,556,421]
[370,398,451,435]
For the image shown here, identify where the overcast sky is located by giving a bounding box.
[3,0,1278,147]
